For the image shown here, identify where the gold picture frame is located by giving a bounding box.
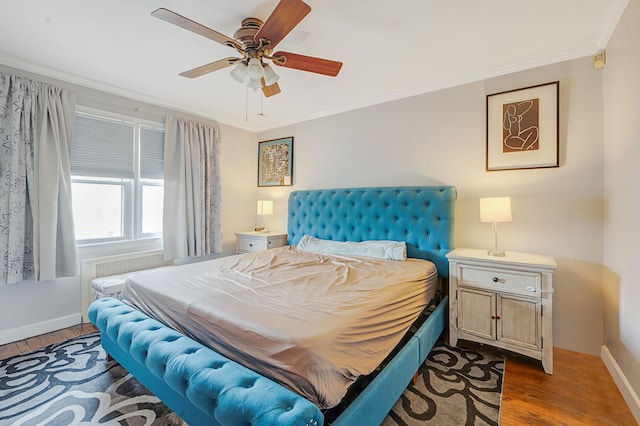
[486,81,559,171]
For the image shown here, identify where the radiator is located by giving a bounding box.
[80,249,173,322]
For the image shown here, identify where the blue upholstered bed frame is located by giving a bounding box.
[89,186,456,425]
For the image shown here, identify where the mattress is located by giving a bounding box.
[121,245,437,408]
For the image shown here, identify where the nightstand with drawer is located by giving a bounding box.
[447,248,557,373]
[235,231,288,254]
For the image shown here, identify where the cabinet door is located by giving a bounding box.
[497,294,541,351]
[458,287,496,341]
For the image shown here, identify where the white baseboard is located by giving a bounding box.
[601,345,640,424]
[0,314,81,346]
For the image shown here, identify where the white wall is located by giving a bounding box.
[0,63,257,343]
[258,58,606,355]
[603,0,640,416]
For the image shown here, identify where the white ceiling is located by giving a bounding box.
[0,0,628,132]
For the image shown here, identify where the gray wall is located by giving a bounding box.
[603,0,640,416]
[257,59,605,356]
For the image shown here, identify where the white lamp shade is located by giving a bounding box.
[479,197,512,223]
[257,200,273,215]
[262,64,280,86]
[247,77,262,90]
[247,58,264,80]
[230,62,247,84]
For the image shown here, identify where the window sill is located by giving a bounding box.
[77,238,163,261]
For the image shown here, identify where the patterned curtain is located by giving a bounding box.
[0,75,36,285]
[163,114,222,259]
[0,73,78,286]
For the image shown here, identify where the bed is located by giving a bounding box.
[89,185,456,425]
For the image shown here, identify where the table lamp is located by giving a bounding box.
[256,200,273,233]
[479,196,512,257]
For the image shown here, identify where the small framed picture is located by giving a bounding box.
[258,137,293,187]
[486,81,559,171]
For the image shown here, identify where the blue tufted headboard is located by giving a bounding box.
[287,186,456,277]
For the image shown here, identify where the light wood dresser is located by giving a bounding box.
[447,248,557,373]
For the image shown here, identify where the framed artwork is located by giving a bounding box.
[486,81,559,171]
[258,137,294,187]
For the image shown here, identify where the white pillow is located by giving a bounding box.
[296,235,407,261]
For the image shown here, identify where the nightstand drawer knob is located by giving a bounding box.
[492,277,499,283]
[249,243,253,247]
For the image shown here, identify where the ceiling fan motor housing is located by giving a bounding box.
[234,18,265,52]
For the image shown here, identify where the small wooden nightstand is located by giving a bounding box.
[235,231,288,254]
[447,248,557,374]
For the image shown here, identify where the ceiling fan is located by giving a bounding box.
[151,0,343,97]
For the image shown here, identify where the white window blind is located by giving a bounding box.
[71,114,135,178]
[140,126,165,179]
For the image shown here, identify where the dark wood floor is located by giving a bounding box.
[1,327,636,425]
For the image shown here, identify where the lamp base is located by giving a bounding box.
[487,250,506,257]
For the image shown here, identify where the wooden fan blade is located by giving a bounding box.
[151,8,242,50]
[272,51,342,76]
[253,0,311,49]
[179,58,240,78]
[261,79,282,97]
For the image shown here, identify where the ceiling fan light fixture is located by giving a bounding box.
[262,63,280,86]
[247,58,265,80]
[230,62,247,84]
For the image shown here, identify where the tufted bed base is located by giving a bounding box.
[89,186,456,425]
[89,298,324,425]
[89,294,447,425]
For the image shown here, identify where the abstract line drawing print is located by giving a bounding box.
[502,98,539,152]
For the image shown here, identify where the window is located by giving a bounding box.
[71,110,164,245]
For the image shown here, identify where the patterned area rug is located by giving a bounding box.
[0,332,183,426]
[0,333,503,425]
[383,343,504,425]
